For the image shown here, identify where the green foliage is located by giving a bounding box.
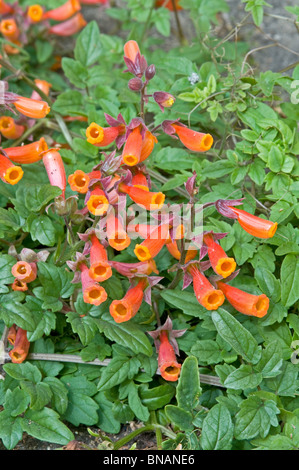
[0,0,298,452]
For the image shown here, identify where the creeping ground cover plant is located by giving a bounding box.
[0,0,298,451]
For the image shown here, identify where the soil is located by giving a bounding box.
[1,0,298,452]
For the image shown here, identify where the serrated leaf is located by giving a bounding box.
[22,408,74,445]
[176,356,201,411]
[224,365,263,390]
[200,404,233,450]
[280,254,299,307]
[161,289,207,317]
[74,21,102,66]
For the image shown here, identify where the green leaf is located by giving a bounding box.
[280,254,299,307]
[268,146,284,172]
[211,308,262,364]
[94,392,121,434]
[3,362,42,384]
[255,341,283,378]
[0,254,17,285]
[0,295,36,330]
[3,387,30,417]
[97,356,139,392]
[266,362,299,397]
[255,266,281,302]
[97,313,153,357]
[224,365,263,390]
[74,21,102,67]
[0,410,23,450]
[161,289,207,318]
[28,214,56,246]
[22,408,74,445]
[165,405,193,432]
[200,404,234,450]
[34,262,74,312]
[24,184,62,213]
[66,312,99,346]
[52,90,85,116]
[62,58,88,88]
[191,340,222,365]
[127,382,150,422]
[43,377,69,415]
[21,381,52,411]
[234,396,280,440]
[176,356,201,411]
[60,376,98,426]
[35,39,54,64]
[139,384,175,411]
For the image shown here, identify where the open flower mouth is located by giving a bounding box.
[84,285,107,305]
[0,117,12,130]
[108,231,131,251]
[151,193,165,209]
[253,295,269,318]
[123,154,139,166]
[87,195,109,215]
[160,362,181,381]
[110,300,132,323]
[134,244,151,262]
[201,289,225,310]
[86,123,104,144]
[5,166,23,185]
[201,134,213,150]
[89,263,112,282]
[215,257,237,278]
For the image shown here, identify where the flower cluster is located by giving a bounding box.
[1,39,278,382]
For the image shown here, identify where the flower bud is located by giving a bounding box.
[128,77,144,92]
[145,64,156,81]
[153,91,175,112]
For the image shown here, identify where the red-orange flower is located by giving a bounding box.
[139,130,158,163]
[0,153,23,185]
[68,169,101,194]
[118,183,165,211]
[229,207,278,239]
[5,137,48,164]
[9,328,30,363]
[80,262,107,306]
[0,0,13,15]
[203,232,236,278]
[27,4,44,22]
[217,281,269,318]
[30,79,52,101]
[171,123,213,152]
[11,261,37,283]
[7,324,17,345]
[48,12,87,36]
[43,0,81,21]
[134,223,170,262]
[188,263,224,310]
[86,122,124,147]
[0,18,19,40]
[11,279,28,292]
[13,96,51,119]
[155,0,182,11]
[109,277,147,323]
[86,187,109,216]
[0,116,25,140]
[43,150,66,197]
[166,239,197,263]
[106,212,131,251]
[110,259,159,277]
[131,171,149,191]
[89,233,112,282]
[124,40,140,63]
[158,330,181,382]
[122,126,143,166]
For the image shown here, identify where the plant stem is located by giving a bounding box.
[171,0,187,46]
[113,425,155,450]
[151,411,163,450]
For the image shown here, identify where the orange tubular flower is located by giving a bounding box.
[188,264,224,311]
[139,130,158,163]
[217,281,269,318]
[7,324,17,345]
[203,233,236,279]
[11,279,28,292]
[132,171,149,191]
[13,96,50,119]
[110,259,159,277]
[30,79,52,101]
[43,150,66,197]
[87,187,109,216]
[5,137,48,164]
[229,207,278,239]
[166,240,197,263]
[155,0,182,11]
[122,127,143,166]
[0,116,25,140]
[119,183,165,211]
[48,12,87,36]
[0,0,14,15]
[27,5,44,22]
[9,328,30,364]
[11,261,37,283]
[158,330,181,382]
[80,263,107,306]
[124,40,140,63]
[86,122,124,147]
[68,169,101,194]
[110,278,147,323]
[0,154,23,185]
[171,123,213,152]
[106,212,131,251]
[0,18,19,41]
[134,223,170,262]
[89,233,112,282]
[43,0,81,21]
